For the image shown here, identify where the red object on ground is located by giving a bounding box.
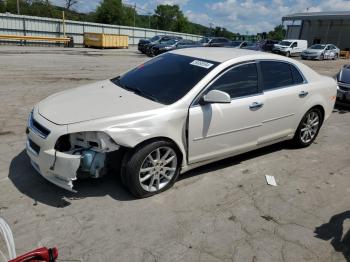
[8,247,58,262]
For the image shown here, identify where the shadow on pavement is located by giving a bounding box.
[314,211,350,261]
[9,141,289,207]
[8,150,135,207]
[334,103,350,114]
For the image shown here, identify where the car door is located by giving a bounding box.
[188,62,265,164]
[257,60,308,145]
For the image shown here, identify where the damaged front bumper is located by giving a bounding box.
[26,110,80,191]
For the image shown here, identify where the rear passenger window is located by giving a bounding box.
[209,63,259,98]
[290,65,304,84]
[260,61,307,90]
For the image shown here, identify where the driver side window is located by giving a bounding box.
[208,63,259,99]
[292,42,297,48]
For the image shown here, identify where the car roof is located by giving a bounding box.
[170,47,283,62]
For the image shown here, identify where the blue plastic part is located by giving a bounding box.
[80,150,106,176]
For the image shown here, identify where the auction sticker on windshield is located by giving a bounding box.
[190,60,214,69]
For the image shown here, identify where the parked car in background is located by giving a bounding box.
[241,42,264,51]
[258,40,279,51]
[272,39,308,57]
[230,41,249,48]
[26,48,336,198]
[202,37,232,47]
[337,64,350,104]
[138,35,182,54]
[231,41,255,49]
[144,36,183,56]
[301,44,340,60]
[150,39,198,56]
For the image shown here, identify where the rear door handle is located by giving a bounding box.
[299,91,309,98]
[249,102,264,110]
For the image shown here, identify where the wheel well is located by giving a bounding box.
[310,105,325,124]
[131,137,184,164]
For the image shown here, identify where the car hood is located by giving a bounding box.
[338,66,350,84]
[38,80,164,125]
[138,39,150,45]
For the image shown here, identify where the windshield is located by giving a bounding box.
[163,39,177,45]
[309,44,326,50]
[150,36,160,42]
[279,41,292,46]
[231,41,242,47]
[112,53,219,105]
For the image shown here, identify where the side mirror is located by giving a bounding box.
[201,90,231,104]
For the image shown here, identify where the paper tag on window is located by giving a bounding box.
[190,60,214,69]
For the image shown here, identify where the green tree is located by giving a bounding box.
[95,0,123,25]
[267,25,286,40]
[0,0,5,12]
[154,4,189,32]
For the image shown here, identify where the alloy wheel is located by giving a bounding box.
[139,147,177,192]
[300,111,320,144]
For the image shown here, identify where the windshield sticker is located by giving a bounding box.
[190,60,214,69]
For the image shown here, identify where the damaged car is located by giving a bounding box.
[26,48,337,198]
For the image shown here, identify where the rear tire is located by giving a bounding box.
[123,140,180,198]
[292,108,323,148]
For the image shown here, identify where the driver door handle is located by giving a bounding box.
[249,102,264,110]
[299,91,309,98]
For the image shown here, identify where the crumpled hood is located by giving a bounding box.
[38,80,164,125]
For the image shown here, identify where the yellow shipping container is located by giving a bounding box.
[84,33,129,49]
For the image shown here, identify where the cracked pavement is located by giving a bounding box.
[0,46,349,262]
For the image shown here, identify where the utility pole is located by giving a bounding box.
[133,3,136,28]
[16,0,20,14]
[148,12,151,29]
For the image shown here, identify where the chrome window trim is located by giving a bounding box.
[257,59,308,93]
[191,61,260,107]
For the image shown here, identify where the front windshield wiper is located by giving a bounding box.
[112,78,160,103]
[126,86,160,103]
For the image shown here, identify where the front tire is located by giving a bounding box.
[123,141,180,198]
[292,108,323,148]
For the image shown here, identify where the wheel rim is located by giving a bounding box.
[139,147,177,192]
[300,111,320,144]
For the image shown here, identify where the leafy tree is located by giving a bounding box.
[123,5,136,26]
[0,0,5,12]
[267,25,286,40]
[95,0,123,25]
[153,4,188,32]
[65,0,78,10]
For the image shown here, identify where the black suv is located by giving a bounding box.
[138,35,182,55]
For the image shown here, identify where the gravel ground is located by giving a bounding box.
[0,46,349,262]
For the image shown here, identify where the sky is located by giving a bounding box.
[51,0,350,34]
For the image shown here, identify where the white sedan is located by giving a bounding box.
[26,48,337,198]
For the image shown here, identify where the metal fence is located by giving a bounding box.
[0,13,203,46]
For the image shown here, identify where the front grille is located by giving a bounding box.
[28,112,50,139]
[32,118,50,137]
[28,139,40,155]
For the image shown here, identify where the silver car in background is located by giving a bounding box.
[301,44,340,60]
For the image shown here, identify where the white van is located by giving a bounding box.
[272,39,308,57]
